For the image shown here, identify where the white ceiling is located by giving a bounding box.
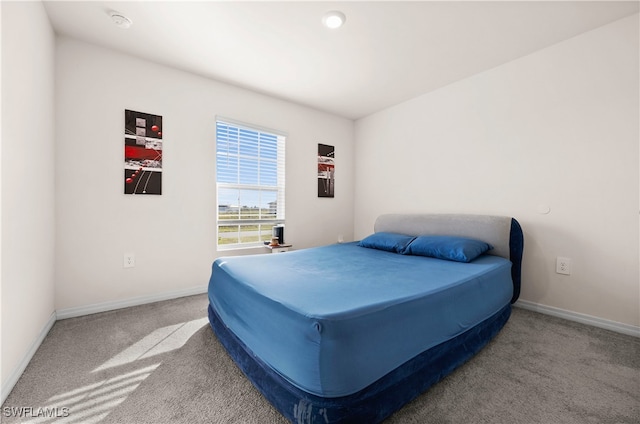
[43,1,639,120]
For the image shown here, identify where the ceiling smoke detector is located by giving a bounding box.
[322,11,346,29]
[109,12,133,29]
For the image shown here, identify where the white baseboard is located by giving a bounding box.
[515,299,640,338]
[56,285,208,320]
[1,311,57,405]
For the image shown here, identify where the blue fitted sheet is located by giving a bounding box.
[208,242,513,398]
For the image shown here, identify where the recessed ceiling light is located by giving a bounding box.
[322,11,346,29]
[109,12,133,29]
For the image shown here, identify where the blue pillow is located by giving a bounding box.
[403,236,493,263]
[357,232,416,254]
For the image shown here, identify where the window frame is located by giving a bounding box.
[215,117,286,250]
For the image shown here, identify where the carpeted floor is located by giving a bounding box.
[2,294,638,423]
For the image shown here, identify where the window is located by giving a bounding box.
[216,119,285,249]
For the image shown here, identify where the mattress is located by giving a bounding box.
[208,242,513,398]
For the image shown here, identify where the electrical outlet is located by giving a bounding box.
[124,253,135,268]
[556,257,572,275]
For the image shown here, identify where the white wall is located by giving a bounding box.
[354,15,639,328]
[1,1,56,394]
[55,37,354,311]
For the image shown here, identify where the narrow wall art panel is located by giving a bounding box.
[318,143,335,198]
[124,109,163,195]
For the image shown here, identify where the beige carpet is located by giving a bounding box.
[2,294,638,423]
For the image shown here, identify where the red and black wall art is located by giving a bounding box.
[318,143,335,198]
[124,109,163,195]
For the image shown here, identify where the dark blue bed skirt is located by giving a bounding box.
[208,302,511,423]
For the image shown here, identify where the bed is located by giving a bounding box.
[207,213,524,423]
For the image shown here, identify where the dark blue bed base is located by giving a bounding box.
[209,303,511,424]
[207,217,523,423]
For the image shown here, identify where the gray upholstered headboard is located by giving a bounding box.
[374,213,524,303]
